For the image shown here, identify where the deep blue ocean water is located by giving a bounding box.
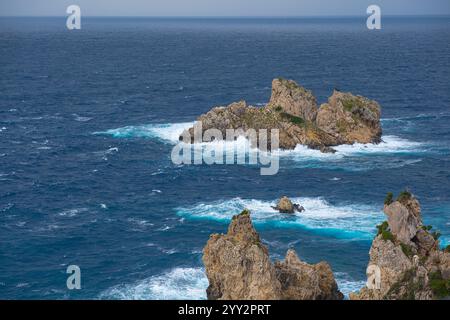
[0,16,449,299]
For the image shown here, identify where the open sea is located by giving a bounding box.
[0,16,449,299]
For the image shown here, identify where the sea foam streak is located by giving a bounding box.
[99,267,208,300]
[176,197,383,240]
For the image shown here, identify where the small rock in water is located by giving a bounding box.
[272,196,304,214]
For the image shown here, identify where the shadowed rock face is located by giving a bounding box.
[202,210,343,300]
[268,78,319,122]
[316,90,382,145]
[181,78,382,152]
[274,250,343,300]
[350,192,450,300]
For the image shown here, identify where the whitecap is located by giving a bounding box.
[176,197,383,240]
[73,114,93,122]
[96,121,425,155]
[98,267,365,300]
[106,147,119,153]
[157,225,173,232]
[127,218,154,227]
[99,267,208,300]
[94,122,194,143]
[58,208,88,217]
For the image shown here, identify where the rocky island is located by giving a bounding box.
[182,78,382,153]
[202,192,450,300]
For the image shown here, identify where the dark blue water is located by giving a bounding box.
[1,17,449,299]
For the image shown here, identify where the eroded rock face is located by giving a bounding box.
[350,192,449,300]
[181,79,382,153]
[275,250,343,300]
[202,211,281,300]
[384,201,421,244]
[315,90,382,145]
[202,210,343,300]
[268,78,318,122]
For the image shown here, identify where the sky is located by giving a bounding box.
[0,0,449,17]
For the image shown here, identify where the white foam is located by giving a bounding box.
[335,272,366,298]
[333,135,424,155]
[58,208,88,217]
[99,267,208,300]
[98,267,364,300]
[95,122,194,143]
[176,197,383,239]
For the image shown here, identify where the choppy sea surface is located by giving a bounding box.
[0,17,449,299]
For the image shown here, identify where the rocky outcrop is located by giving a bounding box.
[272,196,304,214]
[202,210,281,300]
[268,78,318,122]
[350,191,450,300]
[181,78,382,153]
[316,90,382,145]
[202,210,343,300]
[275,250,343,300]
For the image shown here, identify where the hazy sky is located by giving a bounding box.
[1,0,449,17]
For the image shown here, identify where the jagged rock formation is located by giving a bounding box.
[202,210,343,300]
[272,196,304,214]
[350,191,450,300]
[181,78,382,153]
[275,250,343,300]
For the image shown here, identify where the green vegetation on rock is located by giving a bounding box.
[384,192,394,205]
[429,271,450,299]
[400,243,414,258]
[376,221,395,242]
[280,112,305,126]
[385,268,425,300]
[397,190,412,203]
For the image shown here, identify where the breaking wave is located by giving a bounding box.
[176,197,383,240]
[99,267,208,300]
[98,267,364,300]
[94,122,194,143]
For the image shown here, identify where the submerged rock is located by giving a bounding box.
[350,191,450,300]
[202,210,343,300]
[182,78,382,152]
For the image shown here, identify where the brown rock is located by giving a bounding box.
[351,191,449,300]
[202,210,281,300]
[274,250,343,300]
[274,196,295,213]
[182,79,382,153]
[202,210,343,300]
[384,201,421,244]
[268,78,318,122]
[315,90,382,144]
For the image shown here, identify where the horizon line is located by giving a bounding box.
[1,14,450,18]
